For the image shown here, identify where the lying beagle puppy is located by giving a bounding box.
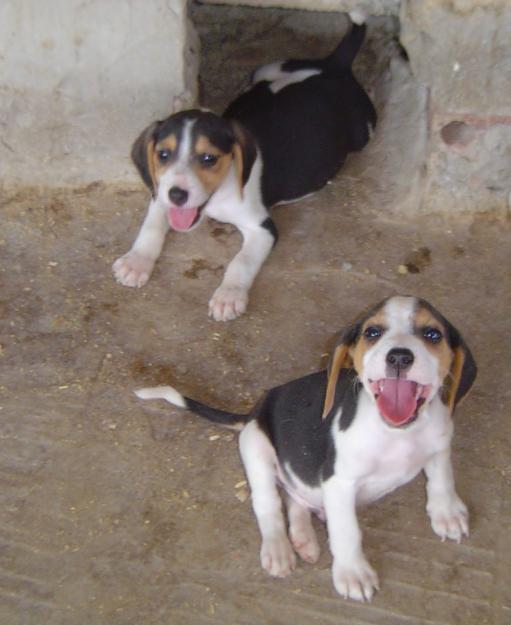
[135,296,477,601]
[113,16,376,321]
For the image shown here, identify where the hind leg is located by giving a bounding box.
[239,421,296,577]
[287,497,320,564]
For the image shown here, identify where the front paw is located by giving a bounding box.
[260,535,297,578]
[208,285,248,321]
[113,251,155,288]
[427,494,469,543]
[332,554,379,602]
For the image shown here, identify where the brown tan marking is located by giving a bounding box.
[414,305,453,382]
[232,121,255,199]
[195,135,221,156]
[322,343,352,418]
[446,348,466,413]
[153,134,179,179]
[193,135,233,195]
[322,304,388,419]
[161,134,178,153]
[231,120,252,199]
[351,310,387,376]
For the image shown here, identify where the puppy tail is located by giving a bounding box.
[325,13,367,71]
[134,386,249,431]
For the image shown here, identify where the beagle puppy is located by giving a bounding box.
[134,296,477,601]
[113,17,376,321]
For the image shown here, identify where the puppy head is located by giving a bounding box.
[131,110,257,232]
[323,296,476,427]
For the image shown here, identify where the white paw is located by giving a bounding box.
[332,555,379,602]
[290,526,320,563]
[208,285,248,321]
[113,251,155,288]
[427,494,469,543]
[260,535,297,578]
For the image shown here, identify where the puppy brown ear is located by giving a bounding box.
[131,121,160,197]
[322,322,361,419]
[444,331,477,413]
[231,121,257,199]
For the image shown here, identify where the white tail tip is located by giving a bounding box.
[349,9,367,25]
[134,385,187,409]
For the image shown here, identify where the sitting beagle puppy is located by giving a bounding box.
[135,296,477,601]
[113,16,376,321]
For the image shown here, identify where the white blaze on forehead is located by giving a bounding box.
[157,118,203,207]
[159,119,196,193]
[176,119,195,166]
[383,296,417,335]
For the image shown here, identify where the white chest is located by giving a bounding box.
[351,437,430,504]
[274,397,452,515]
[205,155,266,227]
[336,398,452,505]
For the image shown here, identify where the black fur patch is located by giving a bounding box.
[255,371,333,487]
[260,217,279,245]
[223,25,376,208]
[336,369,362,431]
[254,367,361,487]
[192,113,237,155]
[281,59,323,72]
[231,121,258,188]
[152,110,238,160]
[185,397,249,428]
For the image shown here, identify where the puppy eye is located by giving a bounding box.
[363,325,383,341]
[197,153,218,167]
[157,149,171,163]
[423,326,443,343]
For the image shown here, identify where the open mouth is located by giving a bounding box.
[369,379,431,427]
[168,201,208,232]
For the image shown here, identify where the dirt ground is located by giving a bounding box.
[1,5,510,625]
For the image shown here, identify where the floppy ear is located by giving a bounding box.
[417,299,477,414]
[322,321,361,419]
[444,324,477,413]
[231,121,257,199]
[131,121,160,197]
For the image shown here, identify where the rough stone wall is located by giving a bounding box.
[0,0,199,189]
[1,0,508,213]
[400,0,511,213]
[201,0,400,16]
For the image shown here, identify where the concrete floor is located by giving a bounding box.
[1,6,510,625]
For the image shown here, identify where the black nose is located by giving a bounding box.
[386,348,414,371]
[169,186,189,206]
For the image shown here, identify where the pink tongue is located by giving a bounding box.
[377,379,418,425]
[168,206,199,231]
